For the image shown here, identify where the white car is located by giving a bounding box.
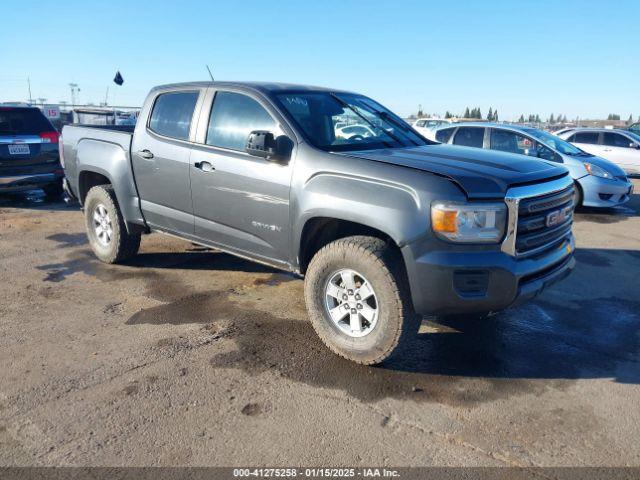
[558,128,640,175]
[412,118,452,140]
[335,124,376,140]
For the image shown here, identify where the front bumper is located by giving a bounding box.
[0,172,64,193]
[402,234,575,315]
[578,175,633,207]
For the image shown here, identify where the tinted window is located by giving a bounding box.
[148,92,199,140]
[0,108,54,135]
[603,132,633,148]
[435,128,455,143]
[490,129,533,155]
[207,92,278,150]
[453,127,484,148]
[573,132,599,145]
[537,143,557,162]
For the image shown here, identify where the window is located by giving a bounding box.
[148,91,199,140]
[453,127,484,148]
[207,91,278,151]
[435,128,455,143]
[536,143,557,162]
[490,129,533,155]
[603,132,633,148]
[573,131,599,145]
[0,108,54,135]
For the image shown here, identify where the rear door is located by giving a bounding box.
[601,132,639,173]
[188,88,294,267]
[0,107,60,177]
[452,126,486,149]
[131,88,205,234]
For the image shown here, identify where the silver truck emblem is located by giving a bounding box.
[546,206,571,227]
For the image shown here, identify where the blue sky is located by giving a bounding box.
[1,0,638,120]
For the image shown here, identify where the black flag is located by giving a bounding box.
[113,71,124,86]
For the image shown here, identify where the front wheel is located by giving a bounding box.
[304,236,420,365]
[84,185,141,264]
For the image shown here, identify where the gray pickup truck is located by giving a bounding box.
[61,81,576,364]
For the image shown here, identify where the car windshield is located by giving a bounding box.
[625,131,640,143]
[525,128,585,156]
[275,92,430,152]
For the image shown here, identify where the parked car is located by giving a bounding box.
[412,118,452,140]
[61,81,575,365]
[557,128,640,175]
[0,106,64,198]
[435,123,632,208]
[335,124,375,140]
[628,122,640,136]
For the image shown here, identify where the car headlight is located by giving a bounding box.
[583,162,613,179]
[431,202,507,243]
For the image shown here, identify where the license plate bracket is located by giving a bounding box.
[8,144,30,155]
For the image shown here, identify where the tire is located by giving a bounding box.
[573,182,583,209]
[84,185,141,264]
[43,180,64,200]
[304,235,420,365]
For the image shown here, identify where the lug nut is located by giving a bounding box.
[347,289,354,295]
[351,309,357,314]
[355,294,361,300]
[357,303,363,309]
[342,294,348,300]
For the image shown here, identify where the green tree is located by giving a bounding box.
[628,114,633,125]
[487,107,493,121]
[518,114,525,123]
[535,114,541,123]
[549,113,555,124]
[494,109,498,122]
[444,111,452,119]
[464,107,470,118]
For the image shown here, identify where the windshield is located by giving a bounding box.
[275,92,430,152]
[625,131,640,143]
[525,128,586,156]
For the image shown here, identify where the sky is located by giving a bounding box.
[1,0,638,121]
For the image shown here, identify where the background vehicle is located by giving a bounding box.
[558,128,640,175]
[412,118,452,140]
[61,82,575,365]
[335,124,375,140]
[627,122,640,136]
[0,106,64,198]
[435,123,632,208]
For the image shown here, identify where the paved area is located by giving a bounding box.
[0,181,639,467]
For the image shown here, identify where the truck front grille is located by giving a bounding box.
[515,185,574,255]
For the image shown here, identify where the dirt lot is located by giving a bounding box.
[0,182,639,467]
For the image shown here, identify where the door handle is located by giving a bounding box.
[194,161,215,172]
[137,149,154,159]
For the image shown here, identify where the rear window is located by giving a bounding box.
[435,127,455,143]
[0,108,54,135]
[148,91,199,140]
[453,127,485,148]
[573,131,599,145]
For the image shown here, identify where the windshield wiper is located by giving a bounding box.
[329,93,399,148]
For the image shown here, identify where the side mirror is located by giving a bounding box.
[245,130,293,162]
[525,147,539,157]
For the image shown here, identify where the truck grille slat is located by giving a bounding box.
[516,185,574,255]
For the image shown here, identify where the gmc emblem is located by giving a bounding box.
[546,206,572,228]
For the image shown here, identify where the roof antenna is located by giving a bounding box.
[206,65,214,82]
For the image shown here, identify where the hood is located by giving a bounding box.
[343,144,569,198]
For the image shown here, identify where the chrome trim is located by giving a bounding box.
[500,175,574,256]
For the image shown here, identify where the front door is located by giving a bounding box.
[189,89,294,267]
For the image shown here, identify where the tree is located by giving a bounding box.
[628,114,633,125]
[464,107,470,118]
[487,107,493,121]
[444,111,452,119]
[518,114,525,123]
[494,109,498,122]
[535,114,541,123]
[549,113,555,124]
[607,113,620,121]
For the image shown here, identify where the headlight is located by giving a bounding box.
[431,202,507,243]
[583,162,613,179]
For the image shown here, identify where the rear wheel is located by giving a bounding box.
[84,185,141,264]
[304,236,420,365]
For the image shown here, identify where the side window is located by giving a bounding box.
[435,128,455,143]
[490,129,533,155]
[573,132,599,145]
[536,143,557,162]
[453,127,484,148]
[148,91,199,140]
[566,134,576,142]
[206,91,279,151]
[603,132,633,148]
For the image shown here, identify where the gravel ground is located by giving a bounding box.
[0,180,639,467]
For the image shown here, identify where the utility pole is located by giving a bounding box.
[27,77,33,104]
[103,86,110,107]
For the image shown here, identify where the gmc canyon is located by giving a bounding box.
[61,82,576,364]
